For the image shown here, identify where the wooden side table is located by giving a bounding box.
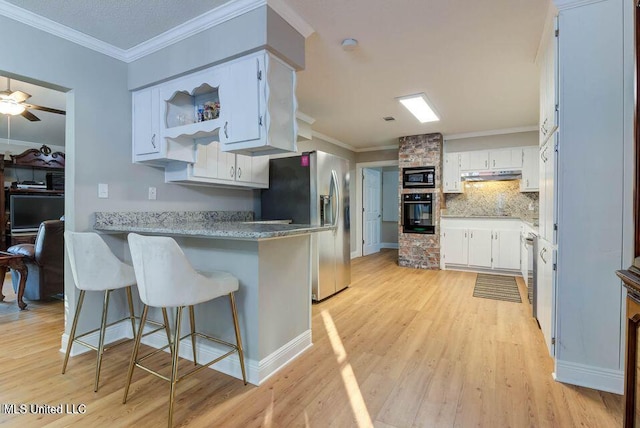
[0,251,28,310]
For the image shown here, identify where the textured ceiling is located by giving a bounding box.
[1,0,550,150]
[4,0,230,49]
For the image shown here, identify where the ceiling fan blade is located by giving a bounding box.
[21,110,40,122]
[10,90,31,103]
[23,104,66,115]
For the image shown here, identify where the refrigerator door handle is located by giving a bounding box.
[331,170,340,230]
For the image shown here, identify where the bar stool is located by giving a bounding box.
[123,233,247,428]
[63,231,172,392]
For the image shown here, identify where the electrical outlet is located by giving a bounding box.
[148,187,157,200]
[98,183,108,199]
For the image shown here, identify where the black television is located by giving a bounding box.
[10,194,64,233]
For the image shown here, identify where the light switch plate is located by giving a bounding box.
[98,183,108,198]
[148,187,157,200]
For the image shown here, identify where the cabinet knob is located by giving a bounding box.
[237,167,242,178]
[151,134,156,148]
[224,121,229,139]
[526,179,529,187]
[230,166,234,178]
[493,159,496,167]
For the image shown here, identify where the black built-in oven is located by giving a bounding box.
[402,166,436,188]
[402,193,435,234]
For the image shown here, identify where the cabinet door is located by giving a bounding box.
[192,142,219,179]
[217,150,236,181]
[235,154,252,183]
[537,238,556,357]
[250,156,269,186]
[443,153,462,193]
[460,151,490,171]
[442,228,468,265]
[224,56,261,145]
[490,148,523,169]
[539,140,556,243]
[491,229,521,270]
[133,88,160,156]
[520,146,539,191]
[468,228,492,268]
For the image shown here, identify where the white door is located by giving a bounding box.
[363,168,382,256]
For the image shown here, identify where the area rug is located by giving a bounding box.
[472,274,522,303]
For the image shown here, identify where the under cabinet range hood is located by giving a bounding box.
[461,170,522,182]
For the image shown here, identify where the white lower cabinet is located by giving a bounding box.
[441,218,523,272]
[537,237,556,357]
[468,229,492,268]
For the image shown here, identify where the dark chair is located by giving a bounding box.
[7,220,65,301]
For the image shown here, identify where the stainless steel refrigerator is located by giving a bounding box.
[261,151,351,301]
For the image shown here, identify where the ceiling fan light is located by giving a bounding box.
[0,100,25,115]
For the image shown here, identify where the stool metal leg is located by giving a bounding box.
[125,286,137,337]
[189,305,197,366]
[94,289,111,392]
[123,304,149,404]
[168,306,183,428]
[62,289,86,374]
[162,307,172,354]
[229,293,247,385]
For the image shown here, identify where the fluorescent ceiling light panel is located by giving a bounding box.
[397,93,439,123]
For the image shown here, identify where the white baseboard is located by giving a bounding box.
[60,322,134,356]
[380,242,398,249]
[554,359,624,395]
[141,327,312,386]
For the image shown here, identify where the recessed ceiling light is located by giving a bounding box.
[397,93,439,123]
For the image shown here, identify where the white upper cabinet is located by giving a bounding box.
[459,148,523,171]
[460,150,490,171]
[164,141,269,188]
[520,146,539,192]
[490,148,523,169]
[221,51,297,156]
[443,152,463,193]
[539,17,558,147]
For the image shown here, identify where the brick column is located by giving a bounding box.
[398,133,443,269]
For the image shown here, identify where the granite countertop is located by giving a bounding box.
[95,221,333,240]
[440,212,539,228]
[94,211,330,240]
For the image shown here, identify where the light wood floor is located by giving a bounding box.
[0,250,622,427]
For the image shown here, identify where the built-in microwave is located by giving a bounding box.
[403,166,436,188]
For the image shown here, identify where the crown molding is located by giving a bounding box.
[553,0,606,10]
[312,131,357,152]
[355,144,399,153]
[125,0,267,62]
[0,0,129,61]
[0,0,312,64]
[296,111,315,125]
[267,0,315,38]
[444,125,538,141]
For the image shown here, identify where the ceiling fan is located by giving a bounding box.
[0,78,65,121]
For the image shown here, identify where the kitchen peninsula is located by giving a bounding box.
[94,211,333,385]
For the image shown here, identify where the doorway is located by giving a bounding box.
[355,160,399,258]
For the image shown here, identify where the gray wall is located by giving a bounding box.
[0,11,303,336]
[129,6,305,90]
[443,131,537,152]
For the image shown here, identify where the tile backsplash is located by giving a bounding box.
[444,180,538,217]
